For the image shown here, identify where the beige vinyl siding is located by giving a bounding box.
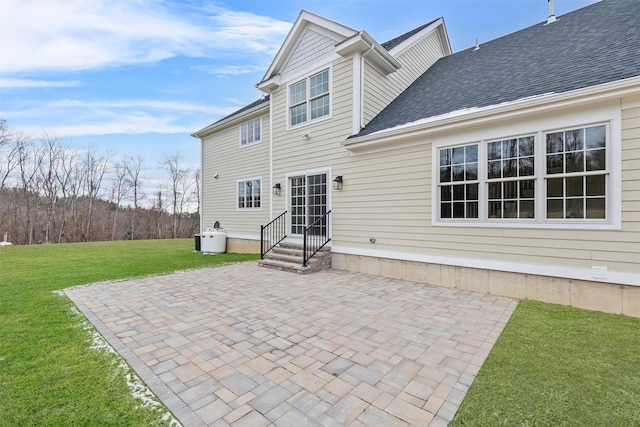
[334,100,640,281]
[391,30,445,89]
[271,59,355,214]
[201,113,270,236]
[621,103,640,241]
[363,30,446,125]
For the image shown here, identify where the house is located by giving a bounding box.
[192,0,640,317]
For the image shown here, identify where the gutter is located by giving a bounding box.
[343,75,640,153]
[335,31,401,75]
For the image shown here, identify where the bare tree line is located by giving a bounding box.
[0,118,200,245]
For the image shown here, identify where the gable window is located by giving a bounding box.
[240,118,261,146]
[289,69,330,127]
[237,178,261,210]
[435,122,609,226]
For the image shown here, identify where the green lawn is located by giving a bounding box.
[451,299,640,426]
[0,239,258,427]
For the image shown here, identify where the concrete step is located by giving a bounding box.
[278,241,331,252]
[258,241,332,274]
[264,252,321,265]
[257,258,315,274]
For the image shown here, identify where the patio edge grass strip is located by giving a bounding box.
[60,296,183,427]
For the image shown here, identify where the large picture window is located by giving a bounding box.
[240,118,261,146]
[237,178,261,210]
[436,123,609,225]
[289,69,330,127]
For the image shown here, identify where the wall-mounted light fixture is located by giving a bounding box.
[333,175,343,191]
[272,182,281,196]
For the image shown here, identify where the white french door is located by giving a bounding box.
[289,173,328,236]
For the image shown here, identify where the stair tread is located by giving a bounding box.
[265,253,319,264]
[258,246,332,274]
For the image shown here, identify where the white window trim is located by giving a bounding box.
[239,118,262,147]
[236,177,263,211]
[431,104,621,230]
[286,66,333,131]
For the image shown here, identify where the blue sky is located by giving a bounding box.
[0,0,598,185]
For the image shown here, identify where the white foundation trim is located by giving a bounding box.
[225,233,260,240]
[331,245,640,286]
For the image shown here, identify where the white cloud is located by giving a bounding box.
[0,0,291,74]
[0,78,83,88]
[189,64,265,76]
[16,115,193,138]
[50,99,229,114]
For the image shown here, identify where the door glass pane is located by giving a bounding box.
[307,174,327,236]
[290,177,306,234]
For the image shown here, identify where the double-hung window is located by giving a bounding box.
[289,69,330,127]
[545,125,606,219]
[237,178,261,210]
[436,122,610,225]
[487,136,536,219]
[439,144,479,219]
[240,118,261,146]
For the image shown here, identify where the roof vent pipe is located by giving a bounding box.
[473,38,480,51]
[546,0,557,25]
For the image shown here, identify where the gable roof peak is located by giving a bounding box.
[257,10,357,91]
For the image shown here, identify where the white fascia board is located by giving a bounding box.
[331,245,640,287]
[191,102,269,139]
[437,19,453,56]
[343,75,640,154]
[256,75,281,93]
[388,18,448,57]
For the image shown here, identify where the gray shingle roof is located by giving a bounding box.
[213,95,270,125]
[356,0,640,138]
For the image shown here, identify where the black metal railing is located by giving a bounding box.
[260,211,287,259]
[303,210,331,267]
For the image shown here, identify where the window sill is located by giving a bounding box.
[433,219,620,230]
[239,140,262,148]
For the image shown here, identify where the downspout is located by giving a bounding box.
[352,51,363,134]
[269,94,274,220]
[199,137,204,234]
[355,43,377,132]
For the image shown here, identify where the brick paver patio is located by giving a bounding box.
[65,262,517,426]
